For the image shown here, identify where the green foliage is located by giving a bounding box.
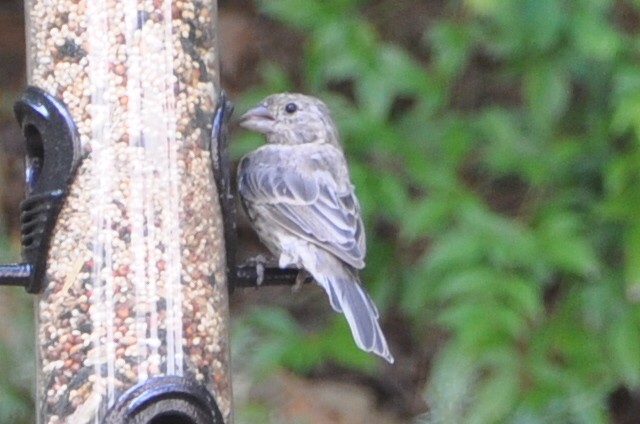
[0,288,34,423]
[0,214,34,424]
[232,306,375,377]
[233,0,640,421]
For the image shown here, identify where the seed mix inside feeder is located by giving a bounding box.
[21,0,232,422]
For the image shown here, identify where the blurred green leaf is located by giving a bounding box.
[524,63,570,129]
[624,222,640,299]
[467,366,519,424]
[571,5,622,61]
[438,300,528,348]
[608,313,640,387]
[400,196,455,239]
[429,21,474,80]
[535,212,599,276]
[259,0,350,28]
[611,65,640,136]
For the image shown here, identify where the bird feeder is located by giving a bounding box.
[0,0,232,422]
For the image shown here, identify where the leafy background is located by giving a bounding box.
[2,0,640,422]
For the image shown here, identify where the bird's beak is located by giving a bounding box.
[239,104,275,134]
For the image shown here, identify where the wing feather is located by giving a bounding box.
[239,146,365,269]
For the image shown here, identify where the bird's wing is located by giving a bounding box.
[238,146,366,269]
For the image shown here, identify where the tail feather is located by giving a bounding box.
[310,254,394,363]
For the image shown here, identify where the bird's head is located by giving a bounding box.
[239,93,340,146]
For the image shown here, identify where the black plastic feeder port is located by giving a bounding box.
[0,86,81,293]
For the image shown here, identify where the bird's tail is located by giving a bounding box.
[309,251,394,364]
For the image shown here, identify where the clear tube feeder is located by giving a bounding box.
[14,0,233,422]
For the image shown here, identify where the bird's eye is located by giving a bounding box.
[284,103,298,114]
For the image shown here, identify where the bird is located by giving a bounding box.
[237,92,394,363]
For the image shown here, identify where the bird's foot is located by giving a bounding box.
[242,254,271,286]
[292,270,313,292]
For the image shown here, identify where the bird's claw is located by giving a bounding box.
[256,261,265,286]
[292,270,312,292]
[239,254,271,286]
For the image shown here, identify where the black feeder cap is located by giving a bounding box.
[104,376,224,424]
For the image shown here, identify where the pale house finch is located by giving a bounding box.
[238,93,394,363]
